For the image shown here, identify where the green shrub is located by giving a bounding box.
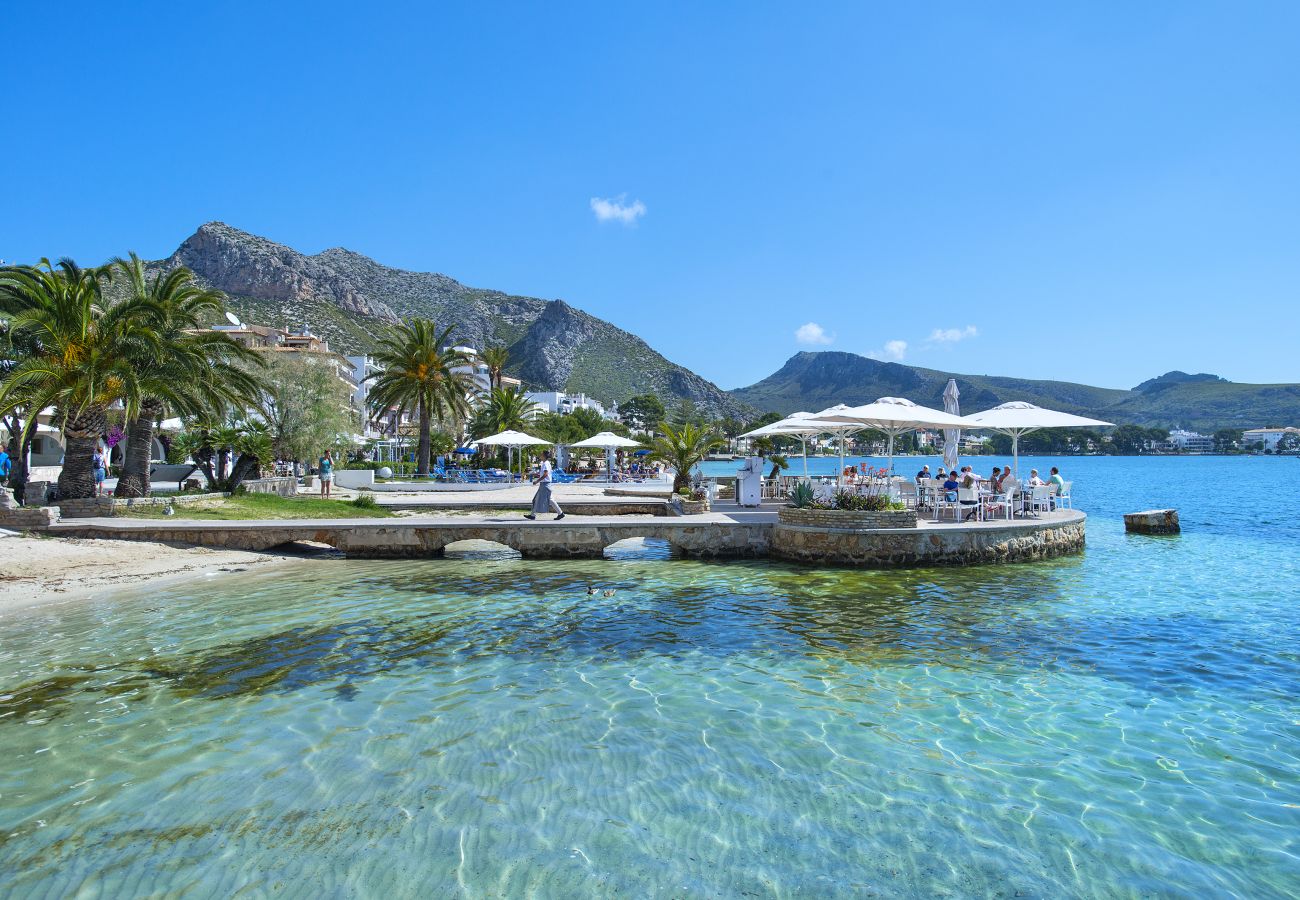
[350,494,379,510]
[789,482,815,508]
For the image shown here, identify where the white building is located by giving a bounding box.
[525,391,608,418]
[1166,429,1214,453]
[1242,426,1300,452]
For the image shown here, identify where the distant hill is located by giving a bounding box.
[1133,371,1228,392]
[730,352,1300,432]
[154,222,748,416]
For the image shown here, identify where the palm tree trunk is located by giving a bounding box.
[115,399,163,498]
[416,396,432,476]
[58,406,108,500]
[226,453,261,493]
[4,412,34,504]
[11,429,34,505]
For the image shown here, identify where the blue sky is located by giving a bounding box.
[3,2,1298,391]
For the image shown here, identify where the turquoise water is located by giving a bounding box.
[2,457,1298,897]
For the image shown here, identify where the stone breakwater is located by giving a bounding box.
[43,511,1087,569]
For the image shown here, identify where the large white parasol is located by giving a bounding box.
[942,379,961,472]
[472,430,554,481]
[962,402,1113,477]
[740,411,838,477]
[814,397,971,474]
[568,431,643,479]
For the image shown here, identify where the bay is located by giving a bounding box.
[1,457,1297,897]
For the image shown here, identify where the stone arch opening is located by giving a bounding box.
[603,536,675,561]
[443,538,522,560]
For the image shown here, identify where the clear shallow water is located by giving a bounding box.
[2,457,1298,897]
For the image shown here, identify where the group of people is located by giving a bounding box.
[913,463,1066,520]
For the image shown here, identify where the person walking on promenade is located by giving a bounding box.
[92,445,108,497]
[319,449,335,498]
[525,449,565,521]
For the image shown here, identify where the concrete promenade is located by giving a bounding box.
[44,506,1087,566]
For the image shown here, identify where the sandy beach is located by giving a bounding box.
[0,531,289,611]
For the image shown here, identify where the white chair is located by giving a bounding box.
[957,486,982,522]
[983,479,1018,520]
[933,485,960,521]
[1028,485,1051,516]
[1055,480,1073,509]
[897,481,918,509]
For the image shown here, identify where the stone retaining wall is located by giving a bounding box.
[770,518,1085,567]
[778,507,917,529]
[240,477,298,498]
[0,506,58,528]
[604,487,673,499]
[56,493,227,519]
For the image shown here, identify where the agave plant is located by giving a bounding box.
[789,481,816,508]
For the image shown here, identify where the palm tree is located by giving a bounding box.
[479,345,510,390]
[366,320,476,475]
[0,258,158,499]
[470,387,539,438]
[648,421,724,492]
[109,254,263,498]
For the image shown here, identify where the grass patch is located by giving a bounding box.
[120,492,395,520]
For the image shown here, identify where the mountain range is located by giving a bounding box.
[148,223,1297,432]
[160,223,748,417]
[730,353,1300,433]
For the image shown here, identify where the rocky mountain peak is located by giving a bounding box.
[150,223,747,416]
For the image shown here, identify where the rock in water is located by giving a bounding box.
[1124,509,1180,535]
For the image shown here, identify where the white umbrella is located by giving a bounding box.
[962,401,1113,477]
[805,404,867,480]
[740,412,838,477]
[472,430,553,481]
[942,379,961,472]
[815,397,971,474]
[568,431,642,448]
[569,431,643,480]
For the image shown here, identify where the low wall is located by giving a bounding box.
[335,469,374,490]
[0,506,58,528]
[382,500,670,516]
[778,507,917,529]
[604,487,673,499]
[369,481,514,492]
[770,515,1085,567]
[47,518,770,560]
[57,493,227,519]
[240,477,297,498]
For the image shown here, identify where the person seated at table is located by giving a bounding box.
[1047,466,1066,508]
[960,474,981,521]
[990,466,1004,491]
[916,465,931,483]
[1048,466,1065,495]
[1027,468,1045,487]
[942,471,960,502]
[842,465,857,483]
[985,474,1018,517]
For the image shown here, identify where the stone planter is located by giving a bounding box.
[673,497,711,516]
[778,506,918,529]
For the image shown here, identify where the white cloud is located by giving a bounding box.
[590,194,646,225]
[866,339,908,362]
[926,325,979,344]
[795,322,834,345]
